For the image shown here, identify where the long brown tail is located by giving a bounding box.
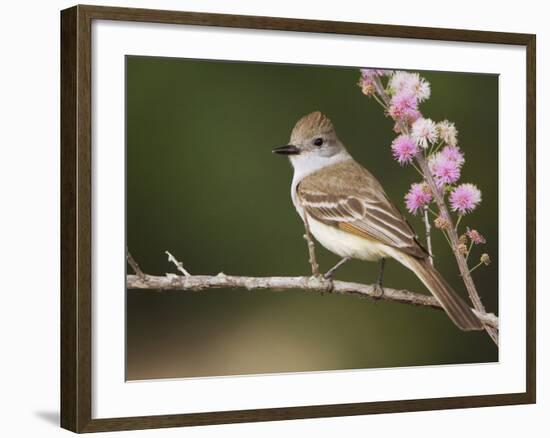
[398,255,483,331]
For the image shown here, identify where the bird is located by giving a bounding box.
[272,111,483,331]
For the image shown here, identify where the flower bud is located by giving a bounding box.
[480,253,491,266]
[358,79,376,96]
[466,228,486,245]
[434,216,451,230]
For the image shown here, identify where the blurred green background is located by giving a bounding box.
[126,56,498,380]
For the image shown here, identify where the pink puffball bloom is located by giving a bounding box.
[440,145,465,166]
[429,151,462,186]
[388,91,419,121]
[414,79,431,102]
[391,135,418,165]
[389,71,431,102]
[437,120,458,146]
[466,228,486,244]
[405,183,433,214]
[411,117,438,149]
[389,71,413,92]
[450,183,482,214]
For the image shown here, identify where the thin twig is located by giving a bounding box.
[301,211,320,277]
[465,240,475,263]
[126,249,146,281]
[371,93,388,110]
[430,139,445,156]
[165,251,191,277]
[441,228,453,248]
[411,162,425,177]
[423,206,434,266]
[455,214,463,231]
[373,76,391,105]
[469,261,484,273]
[126,272,499,330]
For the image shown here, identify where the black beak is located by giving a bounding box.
[272,145,300,155]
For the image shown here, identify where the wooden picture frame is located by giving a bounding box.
[61,4,536,433]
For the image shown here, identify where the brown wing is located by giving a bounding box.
[297,160,428,259]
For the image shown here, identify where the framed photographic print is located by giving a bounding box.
[60,4,536,433]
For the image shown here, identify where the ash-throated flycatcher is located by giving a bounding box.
[273,111,482,331]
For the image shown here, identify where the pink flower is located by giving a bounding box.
[440,145,465,166]
[391,135,418,165]
[429,152,461,186]
[389,71,413,92]
[466,228,486,244]
[411,117,438,149]
[389,71,431,102]
[437,120,458,146]
[388,91,419,121]
[414,79,431,102]
[405,183,433,214]
[449,183,482,214]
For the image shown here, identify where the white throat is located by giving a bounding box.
[289,150,351,218]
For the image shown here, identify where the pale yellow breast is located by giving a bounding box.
[308,216,388,262]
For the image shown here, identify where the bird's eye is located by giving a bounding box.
[313,138,324,147]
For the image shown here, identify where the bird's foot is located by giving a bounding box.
[323,277,334,294]
[323,257,351,280]
[321,272,335,293]
[372,258,386,300]
[308,273,333,294]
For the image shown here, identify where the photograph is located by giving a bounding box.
[125,56,499,380]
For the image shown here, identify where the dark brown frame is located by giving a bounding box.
[61,4,536,433]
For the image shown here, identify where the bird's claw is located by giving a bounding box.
[372,283,385,300]
[310,273,334,294]
[320,275,334,293]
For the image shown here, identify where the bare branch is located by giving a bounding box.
[126,272,499,330]
[165,251,191,277]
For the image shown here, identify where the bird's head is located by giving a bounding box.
[272,112,347,164]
